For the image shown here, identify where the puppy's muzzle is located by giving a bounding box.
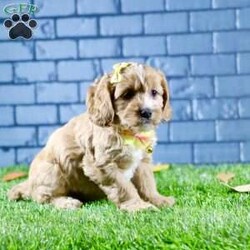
[140,108,152,119]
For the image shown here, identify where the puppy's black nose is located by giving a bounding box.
[140,108,152,119]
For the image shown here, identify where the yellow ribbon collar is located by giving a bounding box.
[120,130,155,154]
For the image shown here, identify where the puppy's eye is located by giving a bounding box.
[122,90,135,100]
[151,89,158,97]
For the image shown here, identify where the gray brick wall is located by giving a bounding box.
[0,0,250,166]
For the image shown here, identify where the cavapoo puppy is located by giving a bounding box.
[8,62,174,212]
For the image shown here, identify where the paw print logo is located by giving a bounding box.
[4,14,37,40]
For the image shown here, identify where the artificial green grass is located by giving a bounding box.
[1,165,250,250]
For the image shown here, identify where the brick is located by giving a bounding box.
[212,0,250,8]
[191,55,235,76]
[33,19,55,39]
[101,58,145,73]
[79,39,120,58]
[166,0,210,10]
[170,121,215,142]
[0,148,15,167]
[123,37,165,57]
[156,124,169,142]
[217,120,250,141]
[57,61,96,81]
[193,99,238,120]
[80,82,91,102]
[145,13,188,34]
[147,57,189,77]
[34,0,75,17]
[0,63,12,82]
[100,15,142,36]
[15,62,56,83]
[168,34,212,55]
[38,126,59,146]
[36,40,77,60]
[0,85,35,104]
[153,144,192,163]
[0,107,14,125]
[122,0,164,12]
[0,42,33,61]
[0,127,36,146]
[169,78,213,98]
[194,143,239,164]
[59,104,86,124]
[215,76,250,97]
[190,10,235,32]
[37,83,78,103]
[78,0,118,14]
[237,8,250,29]
[214,31,250,52]
[241,142,250,162]
[17,148,41,165]
[171,100,192,121]
[56,18,97,37]
[16,105,57,125]
[239,98,250,118]
[0,25,9,40]
[237,53,250,74]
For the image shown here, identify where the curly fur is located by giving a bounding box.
[8,63,174,211]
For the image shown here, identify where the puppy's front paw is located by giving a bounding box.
[119,199,158,212]
[150,195,175,208]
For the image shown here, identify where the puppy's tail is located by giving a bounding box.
[8,180,30,201]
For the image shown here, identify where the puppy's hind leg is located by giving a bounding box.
[8,180,30,201]
[51,197,83,209]
[31,186,83,209]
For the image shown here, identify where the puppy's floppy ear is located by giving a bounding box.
[159,71,172,121]
[87,75,114,126]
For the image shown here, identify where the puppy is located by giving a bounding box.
[8,62,174,212]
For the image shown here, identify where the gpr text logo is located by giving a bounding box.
[3,3,38,40]
[3,3,38,15]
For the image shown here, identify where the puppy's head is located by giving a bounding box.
[87,63,171,132]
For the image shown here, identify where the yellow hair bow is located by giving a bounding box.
[110,62,131,84]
